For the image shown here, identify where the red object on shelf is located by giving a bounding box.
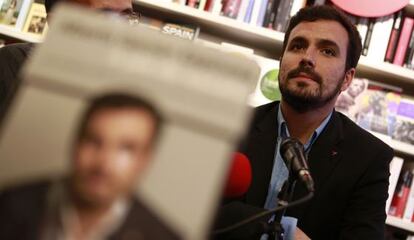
[331,0,409,17]
[389,171,413,218]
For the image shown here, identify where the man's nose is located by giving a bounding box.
[299,48,316,68]
[95,147,117,168]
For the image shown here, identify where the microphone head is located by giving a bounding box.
[280,138,303,164]
[224,152,252,198]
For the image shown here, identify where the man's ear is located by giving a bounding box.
[341,68,355,92]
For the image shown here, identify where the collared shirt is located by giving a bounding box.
[261,105,332,240]
[40,180,130,240]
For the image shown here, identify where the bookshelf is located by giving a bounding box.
[134,0,285,55]
[0,24,43,43]
[387,215,414,233]
[134,0,414,234]
[134,0,414,155]
[370,131,414,156]
[134,0,414,96]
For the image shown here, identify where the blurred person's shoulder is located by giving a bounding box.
[0,179,52,240]
[113,195,183,240]
[0,179,51,215]
[0,42,34,89]
[0,42,34,94]
[0,43,35,116]
[0,43,34,78]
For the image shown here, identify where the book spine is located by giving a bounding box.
[385,12,403,63]
[403,29,414,68]
[249,0,262,25]
[262,0,276,28]
[222,0,242,19]
[366,15,394,62]
[274,0,292,32]
[243,0,255,23]
[386,157,404,213]
[187,0,198,8]
[236,0,250,22]
[204,0,214,11]
[393,17,414,66]
[211,0,223,15]
[256,0,268,27]
[198,0,207,10]
[409,48,414,70]
[404,170,414,220]
[389,170,413,218]
[362,19,375,56]
[357,17,368,49]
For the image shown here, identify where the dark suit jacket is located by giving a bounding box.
[0,43,33,121]
[0,180,181,240]
[214,101,393,240]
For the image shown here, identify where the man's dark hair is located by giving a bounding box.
[76,93,163,144]
[44,0,60,13]
[283,5,362,71]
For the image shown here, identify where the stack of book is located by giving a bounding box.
[168,0,308,32]
[355,11,414,70]
[0,0,47,41]
[160,0,414,71]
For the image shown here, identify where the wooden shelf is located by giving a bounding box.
[0,24,43,43]
[134,0,284,55]
[387,215,414,232]
[369,131,414,156]
[357,57,414,96]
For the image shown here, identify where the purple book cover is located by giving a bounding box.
[243,0,255,23]
[354,81,401,136]
[256,0,269,27]
[393,97,414,144]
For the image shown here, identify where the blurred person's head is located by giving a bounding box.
[278,5,362,113]
[69,93,163,208]
[44,0,133,13]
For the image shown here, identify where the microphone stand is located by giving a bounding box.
[264,161,297,240]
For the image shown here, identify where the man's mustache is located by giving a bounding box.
[287,66,322,84]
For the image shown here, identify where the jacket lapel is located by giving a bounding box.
[286,111,344,218]
[307,111,344,191]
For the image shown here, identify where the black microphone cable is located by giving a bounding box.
[212,191,314,235]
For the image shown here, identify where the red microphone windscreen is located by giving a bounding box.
[224,152,252,198]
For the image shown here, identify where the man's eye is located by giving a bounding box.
[120,143,136,153]
[84,136,100,147]
[290,44,304,51]
[321,48,336,56]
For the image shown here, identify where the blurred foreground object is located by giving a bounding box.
[0,3,260,239]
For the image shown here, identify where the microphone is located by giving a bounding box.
[280,138,315,193]
[223,152,252,198]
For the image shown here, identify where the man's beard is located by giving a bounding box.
[279,66,344,113]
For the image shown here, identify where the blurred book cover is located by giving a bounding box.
[392,96,414,145]
[0,3,259,239]
[22,1,48,36]
[336,78,401,136]
[0,0,31,29]
[355,81,401,136]
[335,78,368,121]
